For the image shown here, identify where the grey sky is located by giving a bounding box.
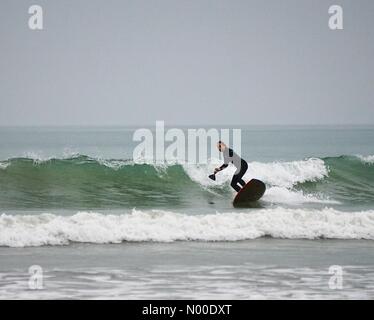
[0,0,373,126]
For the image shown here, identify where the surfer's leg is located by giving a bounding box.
[230,175,241,192]
[231,175,241,192]
[237,160,248,187]
[231,161,248,192]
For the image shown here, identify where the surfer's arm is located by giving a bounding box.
[214,163,228,173]
[215,148,230,173]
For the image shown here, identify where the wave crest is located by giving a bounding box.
[357,155,374,164]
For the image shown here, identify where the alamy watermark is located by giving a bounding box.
[28,265,43,290]
[27,4,343,32]
[328,5,343,30]
[328,265,343,290]
[28,5,43,30]
[132,121,241,165]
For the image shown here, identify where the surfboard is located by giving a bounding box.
[233,179,266,207]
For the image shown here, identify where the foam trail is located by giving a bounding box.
[1,208,374,247]
[263,187,339,204]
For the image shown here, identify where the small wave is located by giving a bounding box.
[1,208,374,247]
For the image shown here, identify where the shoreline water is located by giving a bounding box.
[1,239,373,299]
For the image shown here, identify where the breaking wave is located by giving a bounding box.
[1,208,374,247]
[0,154,373,209]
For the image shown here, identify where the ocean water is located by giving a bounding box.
[0,125,373,299]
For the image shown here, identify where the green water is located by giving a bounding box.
[0,125,373,213]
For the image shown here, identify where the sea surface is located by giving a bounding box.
[0,125,373,299]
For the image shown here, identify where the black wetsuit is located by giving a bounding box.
[219,148,248,192]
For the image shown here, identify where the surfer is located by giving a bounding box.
[213,141,248,192]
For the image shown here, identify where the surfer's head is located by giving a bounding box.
[217,141,227,152]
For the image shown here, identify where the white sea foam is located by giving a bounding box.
[18,152,157,170]
[249,158,328,187]
[62,148,80,159]
[131,156,328,191]
[0,161,9,170]
[183,158,331,204]
[357,155,374,164]
[21,151,58,164]
[263,187,339,204]
[96,158,131,170]
[20,150,82,164]
[184,158,328,189]
[1,208,374,247]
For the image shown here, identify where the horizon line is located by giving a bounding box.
[0,123,374,128]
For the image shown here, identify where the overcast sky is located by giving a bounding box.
[0,0,373,126]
